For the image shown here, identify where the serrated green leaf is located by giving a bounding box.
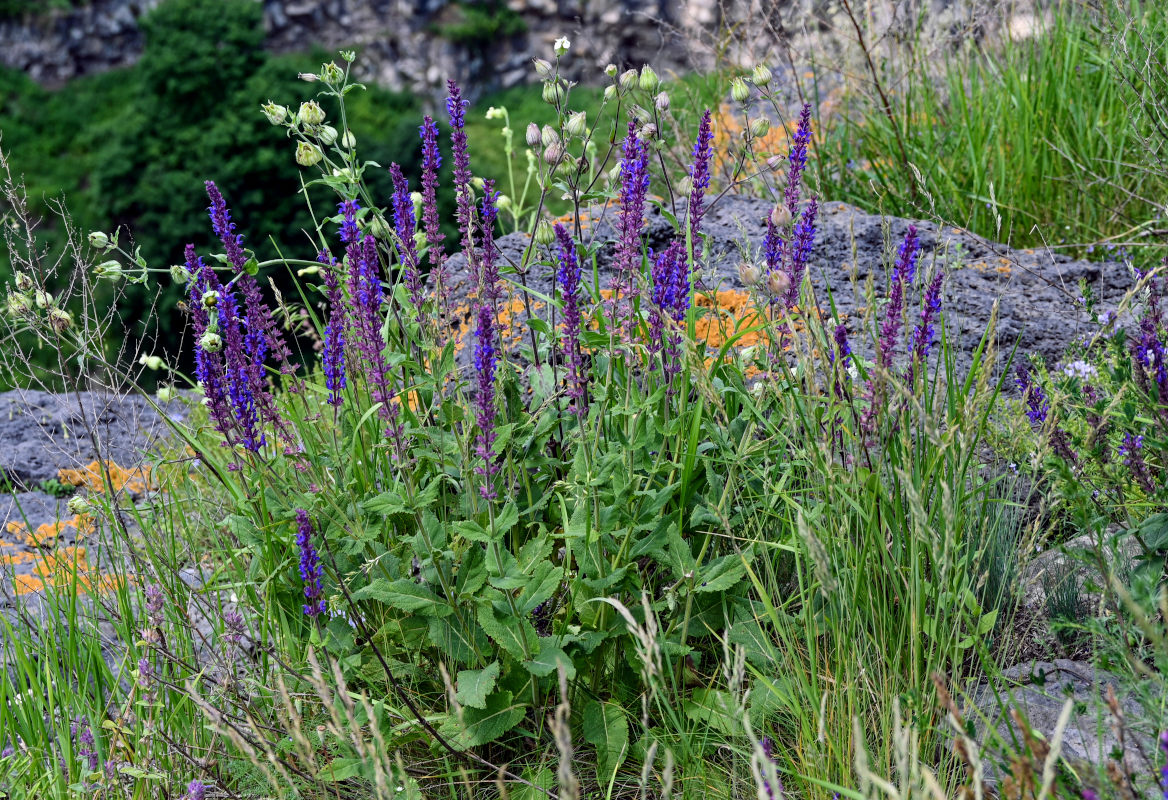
[455,662,500,709]
[457,690,526,747]
[522,640,575,679]
[316,757,363,782]
[353,578,451,616]
[682,689,739,736]
[694,551,748,593]
[582,700,628,777]
[477,602,540,660]
[454,519,495,543]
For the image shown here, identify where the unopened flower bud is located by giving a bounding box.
[48,307,73,333]
[639,123,658,140]
[765,270,791,297]
[340,49,356,63]
[156,386,176,403]
[541,124,559,148]
[533,58,554,79]
[410,191,423,211]
[534,220,556,245]
[472,176,485,190]
[341,129,357,149]
[738,262,762,286]
[331,166,357,183]
[296,265,321,277]
[751,64,773,86]
[542,81,565,105]
[485,106,505,121]
[367,216,391,240]
[34,289,53,309]
[676,175,693,196]
[318,125,338,145]
[639,65,659,92]
[13,271,33,292]
[605,63,618,78]
[545,142,566,164]
[770,204,793,228]
[566,111,587,138]
[67,494,95,516]
[766,155,783,171]
[201,289,219,309]
[298,101,326,127]
[619,69,639,90]
[496,194,512,211]
[139,354,164,370]
[604,85,617,102]
[526,122,542,148]
[749,117,771,138]
[6,293,33,317]
[413,230,427,250]
[320,61,343,83]
[94,260,123,281]
[261,101,287,125]
[655,91,670,111]
[730,77,751,104]
[298,72,319,83]
[199,331,223,353]
[170,264,190,284]
[296,141,323,167]
[88,231,110,250]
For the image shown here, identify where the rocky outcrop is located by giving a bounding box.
[0,0,765,97]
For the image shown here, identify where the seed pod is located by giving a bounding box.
[730,77,751,104]
[533,58,554,79]
[751,64,773,86]
[13,271,33,292]
[655,91,670,112]
[542,81,565,105]
[94,260,124,281]
[88,231,110,250]
[770,204,793,228]
[48,308,73,333]
[318,125,338,146]
[738,262,762,286]
[199,331,223,353]
[541,124,559,148]
[566,111,587,138]
[296,141,323,167]
[749,117,771,138]
[765,270,791,298]
[620,69,639,90]
[201,290,219,309]
[341,129,357,149]
[545,142,566,164]
[639,65,659,92]
[298,101,326,126]
[534,220,556,245]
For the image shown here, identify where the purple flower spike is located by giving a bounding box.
[389,163,425,315]
[1120,433,1157,494]
[446,81,476,280]
[609,121,651,333]
[784,103,813,217]
[1158,730,1167,798]
[908,270,944,380]
[479,179,502,302]
[763,216,784,275]
[649,240,689,388]
[185,780,207,800]
[892,225,921,286]
[554,224,588,417]
[785,196,818,307]
[419,115,448,320]
[1015,364,1049,426]
[472,304,499,499]
[295,510,326,617]
[318,249,346,406]
[687,110,714,246]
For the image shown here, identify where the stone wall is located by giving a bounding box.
[0,0,766,97]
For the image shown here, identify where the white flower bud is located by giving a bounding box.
[298,72,319,83]
[619,69,639,90]
[565,111,587,138]
[88,231,110,250]
[485,106,505,121]
[655,91,670,111]
[604,85,617,102]
[639,65,659,92]
[749,117,771,138]
[605,63,618,78]
[751,64,773,86]
[526,122,542,148]
[545,142,566,164]
[413,230,427,250]
[676,175,693,196]
[94,260,123,281]
[765,270,791,297]
[261,101,287,125]
[542,81,565,105]
[534,220,556,245]
[738,262,762,286]
[533,58,554,79]
[199,331,223,353]
[341,129,357,149]
[298,100,326,126]
[156,386,176,403]
[170,264,190,284]
[6,293,33,317]
[201,289,219,309]
[296,141,324,167]
[139,354,164,370]
[770,204,793,228]
[34,290,53,309]
[496,194,512,211]
[730,77,751,104]
[639,123,658,140]
[318,125,338,146]
[296,265,321,277]
[541,124,559,148]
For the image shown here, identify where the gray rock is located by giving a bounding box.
[970,659,1163,797]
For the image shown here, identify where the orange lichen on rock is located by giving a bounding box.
[5,520,27,536]
[694,289,769,349]
[58,460,152,495]
[14,546,125,596]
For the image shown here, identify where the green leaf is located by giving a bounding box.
[582,700,628,777]
[682,689,739,736]
[454,519,495,543]
[493,502,520,534]
[1137,513,1168,551]
[976,609,998,635]
[477,602,540,660]
[352,578,451,617]
[523,641,576,679]
[316,757,363,782]
[457,690,526,747]
[455,662,501,709]
[694,551,749,593]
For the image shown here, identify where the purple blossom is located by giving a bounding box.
[446,81,476,281]
[472,304,499,499]
[479,180,502,302]
[609,121,651,332]
[1015,364,1049,426]
[138,656,153,687]
[759,734,784,800]
[185,780,207,800]
[783,103,812,218]
[763,217,784,276]
[1158,730,1167,798]
[73,717,98,773]
[295,510,326,617]
[554,224,588,417]
[785,196,818,307]
[1120,433,1156,494]
[833,323,852,363]
[686,110,714,245]
[892,225,921,286]
[877,227,920,369]
[223,609,245,646]
[650,240,689,385]
[144,583,164,629]
[389,163,425,314]
[909,270,944,378]
[419,115,448,318]
[338,198,361,245]
[318,249,346,406]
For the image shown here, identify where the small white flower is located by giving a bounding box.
[1062,360,1097,380]
[554,36,571,57]
[485,106,505,120]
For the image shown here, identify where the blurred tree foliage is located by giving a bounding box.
[0,0,429,367]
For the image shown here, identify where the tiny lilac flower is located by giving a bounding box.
[908,270,944,380]
[686,110,714,246]
[609,121,651,333]
[389,163,425,315]
[783,103,813,217]
[185,780,207,800]
[472,304,500,499]
[446,81,476,280]
[554,224,588,417]
[295,510,326,617]
[419,115,448,320]
[318,249,346,406]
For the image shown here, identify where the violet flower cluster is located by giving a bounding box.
[295,509,326,617]
[389,163,425,314]
[1014,363,1049,426]
[419,114,448,318]
[446,81,477,279]
[554,223,588,417]
[472,303,500,499]
[908,269,944,381]
[317,249,347,406]
[610,121,650,331]
[1119,433,1156,494]
[649,240,690,386]
[687,110,714,246]
[762,103,818,309]
[784,104,813,218]
[478,179,502,302]
[877,226,920,371]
